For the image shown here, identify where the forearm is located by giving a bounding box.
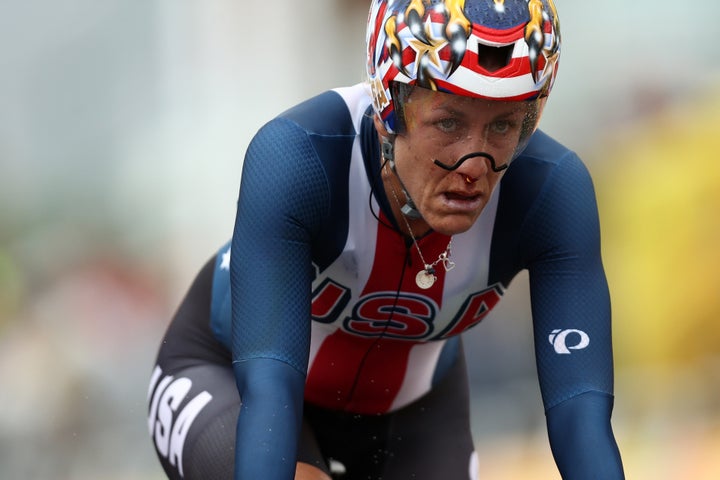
[233,358,306,480]
[546,391,624,479]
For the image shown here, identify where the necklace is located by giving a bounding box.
[386,171,455,289]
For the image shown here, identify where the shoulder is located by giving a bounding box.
[272,83,371,137]
[502,130,594,203]
[495,131,601,254]
[245,84,369,170]
[513,130,584,175]
[501,131,602,261]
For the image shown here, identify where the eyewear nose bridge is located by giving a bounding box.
[433,151,508,173]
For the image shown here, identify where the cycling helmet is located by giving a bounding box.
[367,0,561,133]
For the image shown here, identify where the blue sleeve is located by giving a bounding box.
[520,151,624,478]
[232,358,307,479]
[546,391,624,479]
[229,117,330,479]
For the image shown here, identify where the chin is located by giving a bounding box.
[428,217,477,236]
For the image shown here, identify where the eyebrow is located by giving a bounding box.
[427,99,526,122]
[430,103,463,116]
[486,108,525,122]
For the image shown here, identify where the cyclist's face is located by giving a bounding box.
[381,87,537,236]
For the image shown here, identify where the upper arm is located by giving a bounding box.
[230,117,330,374]
[521,152,614,410]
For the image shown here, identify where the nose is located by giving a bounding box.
[460,172,479,185]
[454,152,489,185]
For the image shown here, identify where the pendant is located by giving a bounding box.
[415,269,436,289]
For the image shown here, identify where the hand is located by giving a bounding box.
[295,462,332,480]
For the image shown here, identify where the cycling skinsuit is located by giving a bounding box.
[147,83,624,479]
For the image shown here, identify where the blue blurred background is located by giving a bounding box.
[1,1,719,478]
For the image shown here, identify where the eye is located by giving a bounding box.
[435,117,459,133]
[489,119,512,134]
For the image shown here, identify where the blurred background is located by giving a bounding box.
[1,0,718,478]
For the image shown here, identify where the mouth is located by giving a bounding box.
[442,191,484,211]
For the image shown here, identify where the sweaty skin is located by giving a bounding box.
[377,87,535,237]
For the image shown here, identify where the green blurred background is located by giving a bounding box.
[1,1,718,478]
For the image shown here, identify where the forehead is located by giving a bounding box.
[405,86,531,116]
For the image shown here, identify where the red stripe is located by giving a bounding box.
[368,1,389,75]
[305,213,449,413]
[433,78,540,101]
[471,23,525,43]
[305,330,385,411]
[398,43,537,81]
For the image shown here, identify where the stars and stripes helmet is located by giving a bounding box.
[366,0,561,133]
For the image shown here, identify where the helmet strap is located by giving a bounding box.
[381,137,423,219]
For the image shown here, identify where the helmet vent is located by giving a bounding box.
[476,44,514,72]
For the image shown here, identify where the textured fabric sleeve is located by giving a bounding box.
[520,152,624,478]
[229,117,329,479]
[232,358,307,479]
[546,391,624,479]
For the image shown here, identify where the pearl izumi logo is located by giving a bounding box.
[549,329,590,354]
